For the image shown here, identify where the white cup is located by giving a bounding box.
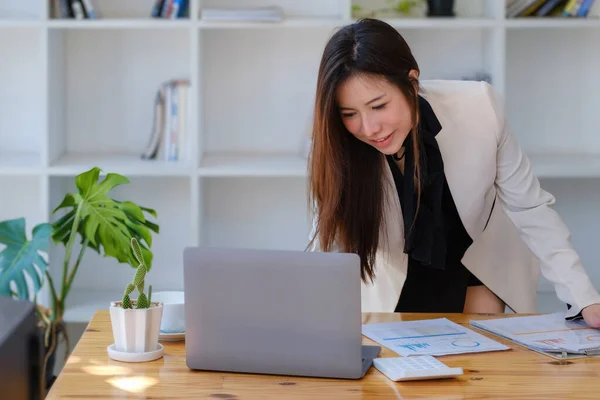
[152,291,185,333]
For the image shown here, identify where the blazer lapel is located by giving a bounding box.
[423,93,494,240]
[380,156,404,255]
[361,157,408,313]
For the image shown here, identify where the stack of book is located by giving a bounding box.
[507,0,600,18]
[151,0,189,19]
[49,0,189,19]
[141,80,190,163]
[50,0,97,19]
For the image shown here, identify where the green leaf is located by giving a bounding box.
[74,168,129,198]
[124,218,152,248]
[119,201,145,222]
[51,210,102,256]
[51,167,159,270]
[119,201,154,247]
[52,193,77,214]
[0,218,53,300]
[139,206,158,219]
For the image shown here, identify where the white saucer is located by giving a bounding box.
[159,331,185,342]
[107,343,164,362]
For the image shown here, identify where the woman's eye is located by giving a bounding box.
[373,103,387,110]
[341,112,356,118]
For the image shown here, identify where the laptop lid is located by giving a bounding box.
[183,246,364,379]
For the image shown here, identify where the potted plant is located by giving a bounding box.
[0,167,159,392]
[108,237,164,362]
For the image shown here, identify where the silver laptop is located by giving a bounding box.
[182,246,381,379]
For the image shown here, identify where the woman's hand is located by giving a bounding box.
[581,304,600,328]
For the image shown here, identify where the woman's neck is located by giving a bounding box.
[393,147,405,174]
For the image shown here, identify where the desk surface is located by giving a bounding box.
[47,311,600,399]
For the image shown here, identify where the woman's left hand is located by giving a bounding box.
[581,304,600,328]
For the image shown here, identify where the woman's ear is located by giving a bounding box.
[407,69,420,127]
[408,69,419,93]
[408,69,419,80]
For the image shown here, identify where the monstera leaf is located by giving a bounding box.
[0,217,53,300]
[51,167,159,270]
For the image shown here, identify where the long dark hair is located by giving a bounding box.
[307,18,421,283]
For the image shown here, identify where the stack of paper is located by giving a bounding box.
[470,313,600,358]
[362,318,510,357]
[200,6,284,22]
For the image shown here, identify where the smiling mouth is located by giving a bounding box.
[372,132,393,143]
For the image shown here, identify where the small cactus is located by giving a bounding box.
[121,237,153,309]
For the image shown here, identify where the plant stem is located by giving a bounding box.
[45,270,59,321]
[41,322,57,398]
[63,237,88,305]
[60,206,83,317]
[35,306,51,328]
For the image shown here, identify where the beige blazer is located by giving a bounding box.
[308,79,600,318]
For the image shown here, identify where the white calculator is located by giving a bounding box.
[372,356,463,382]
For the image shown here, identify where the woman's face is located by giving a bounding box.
[336,72,416,156]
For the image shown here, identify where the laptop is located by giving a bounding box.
[182,246,381,379]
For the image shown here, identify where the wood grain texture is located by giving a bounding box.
[46,311,600,399]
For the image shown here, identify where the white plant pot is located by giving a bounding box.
[109,301,163,353]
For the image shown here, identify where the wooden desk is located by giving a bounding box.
[47,311,600,399]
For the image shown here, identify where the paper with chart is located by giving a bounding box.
[470,313,600,356]
[362,318,510,357]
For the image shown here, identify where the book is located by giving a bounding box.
[141,79,190,162]
[506,0,599,18]
[470,313,600,360]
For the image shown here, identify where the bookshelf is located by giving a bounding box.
[1,0,600,322]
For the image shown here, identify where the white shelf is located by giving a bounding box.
[49,153,194,176]
[383,17,499,29]
[199,154,308,177]
[0,18,501,30]
[197,17,499,29]
[2,17,600,31]
[0,20,41,28]
[47,18,193,29]
[506,17,600,29]
[529,154,600,178]
[198,17,345,29]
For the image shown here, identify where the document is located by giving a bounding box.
[470,313,600,359]
[362,318,510,357]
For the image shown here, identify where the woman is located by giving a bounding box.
[307,18,600,327]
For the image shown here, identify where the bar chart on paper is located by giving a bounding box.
[398,343,431,352]
[362,318,510,357]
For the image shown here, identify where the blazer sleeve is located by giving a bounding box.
[483,82,600,318]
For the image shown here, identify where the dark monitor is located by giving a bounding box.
[0,296,43,400]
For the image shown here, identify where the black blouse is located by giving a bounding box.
[386,96,481,313]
